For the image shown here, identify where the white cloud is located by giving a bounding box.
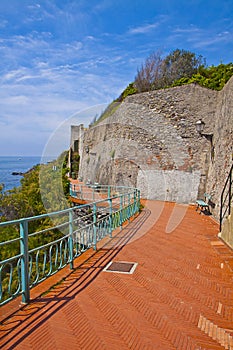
[172,26,201,34]
[127,15,168,35]
[192,31,233,48]
[166,24,233,58]
[6,2,233,156]
[25,2,57,23]
[0,32,128,156]
[128,22,160,35]
[27,4,41,10]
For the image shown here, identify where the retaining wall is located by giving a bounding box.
[72,79,233,217]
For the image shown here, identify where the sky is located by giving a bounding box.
[0,0,233,156]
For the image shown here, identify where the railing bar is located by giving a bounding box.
[220,163,233,231]
[28,235,69,254]
[221,192,229,206]
[28,220,69,235]
[221,164,233,194]
[28,222,69,238]
[1,185,140,305]
[0,237,21,246]
[0,254,23,265]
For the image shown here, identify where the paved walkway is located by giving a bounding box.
[1,201,233,349]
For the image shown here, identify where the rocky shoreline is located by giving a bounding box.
[11,171,24,176]
[11,164,39,176]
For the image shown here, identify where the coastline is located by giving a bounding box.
[0,156,42,192]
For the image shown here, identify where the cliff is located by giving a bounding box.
[71,79,233,219]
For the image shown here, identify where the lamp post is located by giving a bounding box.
[196,119,214,160]
[196,120,213,142]
[196,119,205,134]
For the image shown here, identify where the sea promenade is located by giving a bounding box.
[1,198,233,349]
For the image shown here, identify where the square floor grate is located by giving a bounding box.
[103,261,138,274]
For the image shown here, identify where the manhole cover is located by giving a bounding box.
[103,261,138,274]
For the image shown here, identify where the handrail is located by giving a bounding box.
[220,163,233,231]
[0,184,140,306]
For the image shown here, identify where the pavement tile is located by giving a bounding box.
[1,201,233,349]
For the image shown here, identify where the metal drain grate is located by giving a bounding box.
[103,261,138,274]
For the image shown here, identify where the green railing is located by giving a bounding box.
[0,185,140,306]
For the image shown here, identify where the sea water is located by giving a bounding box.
[0,156,43,191]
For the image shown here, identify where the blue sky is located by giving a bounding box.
[0,0,233,156]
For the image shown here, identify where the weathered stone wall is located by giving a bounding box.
[72,80,232,216]
[218,206,233,247]
[205,78,233,217]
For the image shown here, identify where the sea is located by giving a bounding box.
[0,156,52,192]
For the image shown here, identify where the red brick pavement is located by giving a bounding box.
[1,201,233,350]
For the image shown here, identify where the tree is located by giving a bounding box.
[135,51,163,92]
[0,152,71,261]
[134,49,206,92]
[0,165,45,222]
[162,49,206,86]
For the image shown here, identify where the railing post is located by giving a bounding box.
[229,170,232,216]
[69,211,74,269]
[108,198,113,237]
[220,204,223,232]
[80,184,83,200]
[134,189,140,214]
[133,190,137,214]
[20,220,30,304]
[69,183,72,196]
[93,203,97,250]
[120,195,123,229]
[138,189,141,212]
[128,193,131,222]
[108,186,111,198]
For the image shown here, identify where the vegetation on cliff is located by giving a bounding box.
[171,63,233,90]
[0,151,70,260]
[94,49,233,125]
[0,151,70,222]
[118,49,233,100]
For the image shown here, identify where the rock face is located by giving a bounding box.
[205,77,233,216]
[71,80,233,218]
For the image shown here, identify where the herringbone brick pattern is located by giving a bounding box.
[1,201,233,349]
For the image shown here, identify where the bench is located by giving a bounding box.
[196,193,212,214]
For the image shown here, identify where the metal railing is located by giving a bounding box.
[220,163,233,231]
[69,183,133,201]
[0,185,140,306]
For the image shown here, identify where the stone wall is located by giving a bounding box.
[218,206,233,248]
[205,78,233,217]
[71,80,233,218]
